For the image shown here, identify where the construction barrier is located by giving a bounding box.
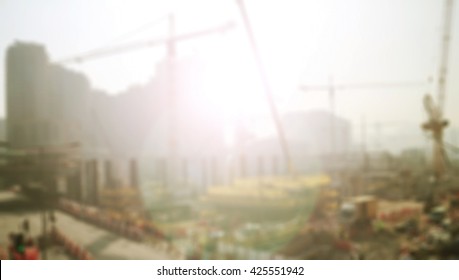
[51,228,93,260]
[58,199,165,242]
[0,246,8,260]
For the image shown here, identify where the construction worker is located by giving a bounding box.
[24,238,40,260]
[22,219,30,234]
[9,233,26,260]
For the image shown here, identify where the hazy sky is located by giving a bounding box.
[1,0,458,150]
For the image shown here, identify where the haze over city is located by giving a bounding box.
[1,0,459,261]
[1,0,458,152]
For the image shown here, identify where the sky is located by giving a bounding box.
[1,0,458,152]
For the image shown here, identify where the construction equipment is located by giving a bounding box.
[299,78,428,156]
[57,19,235,64]
[236,0,295,177]
[299,80,428,169]
[422,0,455,181]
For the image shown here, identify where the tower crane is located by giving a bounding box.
[57,15,235,190]
[422,0,455,181]
[299,79,428,168]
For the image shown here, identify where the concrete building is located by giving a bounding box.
[5,42,94,151]
[6,42,51,148]
[4,41,226,202]
[240,110,353,174]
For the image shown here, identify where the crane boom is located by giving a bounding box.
[57,21,235,64]
[55,17,235,192]
[299,80,428,92]
[237,0,295,177]
[299,79,429,170]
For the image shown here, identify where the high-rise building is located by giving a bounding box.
[6,42,93,151]
[6,42,52,148]
[5,41,227,199]
[5,42,97,200]
[241,110,353,174]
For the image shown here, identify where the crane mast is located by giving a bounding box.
[299,80,428,170]
[422,0,455,181]
[58,16,235,191]
[437,0,454,114]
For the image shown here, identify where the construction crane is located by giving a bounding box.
[236,0,295,177]
[58,15,235,190]
[58,18,235,64]
[299,79,428,167]
[422,0,455,181]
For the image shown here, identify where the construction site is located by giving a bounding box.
[0,0,459,260]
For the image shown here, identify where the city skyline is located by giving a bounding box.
[1,0,458,152]
[2,0,459,262]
